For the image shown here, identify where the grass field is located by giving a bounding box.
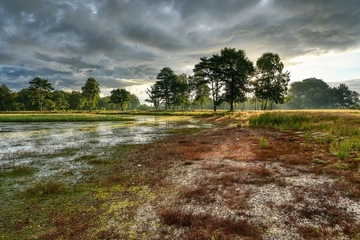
[0,113,133,122]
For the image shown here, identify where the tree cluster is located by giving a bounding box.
[1,47,359,112]
[287,78,360,109]
[146,48,290,111]
[0,78,143,112]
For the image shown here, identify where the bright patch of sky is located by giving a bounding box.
[286,48,360,82]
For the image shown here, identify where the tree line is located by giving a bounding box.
[146,48,291,111]
[146,47,359,110]
[1,47,359,111]
[0,77,144,111]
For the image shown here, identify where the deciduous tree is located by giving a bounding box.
[69,91,85,110]
[194,56,223,111]
[288,78,332,109]
[172,73,190,110]
[28,77,54,111]
[81,77,100,112]
[252,53,290,110]
[0,84,16,111]
[129,94,140,110]
[52,90,70,111]
[146,85,162,110]
[188,74,210,109]
[219,48,255,111]
[110,88,131,111]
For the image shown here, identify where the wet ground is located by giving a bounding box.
[0,116,212,186]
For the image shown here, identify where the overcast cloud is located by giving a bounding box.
[1,0,359,101]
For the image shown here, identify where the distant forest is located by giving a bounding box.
[1,48,359,111]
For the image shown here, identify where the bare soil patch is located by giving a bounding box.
[121,126,360,239]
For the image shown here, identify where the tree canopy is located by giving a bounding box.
[219,47,255,111]
[252,52,290,110]
[288,78,359,109]
[81,77,100,112]
[194,55,223,111]
[110,88,131,111]
[28,77,54,111]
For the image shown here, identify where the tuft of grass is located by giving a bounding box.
[330,139,353,160]
[259,136,267,149]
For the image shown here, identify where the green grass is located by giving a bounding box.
[249,112,310,131]
[0,113,134,122]
[330,139,354,160]
[0,110,241,122]
[249,111,360,161]
[259,136,267,149]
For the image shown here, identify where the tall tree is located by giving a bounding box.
[334,84,360,109]
[68,91,85,110]
[194,55,223,111]
[218,47,255,111]
[252,52,290,110]
[28,77,54,111]
[81,77,100,112]
[52,90,70,111]
[17,88,33,110]
[110,88,131,111]
[146,85,162,110]
[129,94,140,110]
[188,74,210,109]
[172,73,190,110]
[0,84,15,111]
[155,67,177,110]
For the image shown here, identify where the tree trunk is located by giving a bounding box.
[229,101,234,112]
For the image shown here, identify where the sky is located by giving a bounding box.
[0,0,360,102]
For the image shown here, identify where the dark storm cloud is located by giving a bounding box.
[1,66,71,80]
[35,53,98,70]
[0,0,359,97]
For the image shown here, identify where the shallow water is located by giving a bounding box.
[0,116,212,185]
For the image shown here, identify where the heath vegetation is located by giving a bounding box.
[1,110,360,239]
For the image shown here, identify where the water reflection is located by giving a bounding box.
[0,115,213,186]
[0,116,211,163]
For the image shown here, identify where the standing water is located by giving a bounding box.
[0,116,212,186]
